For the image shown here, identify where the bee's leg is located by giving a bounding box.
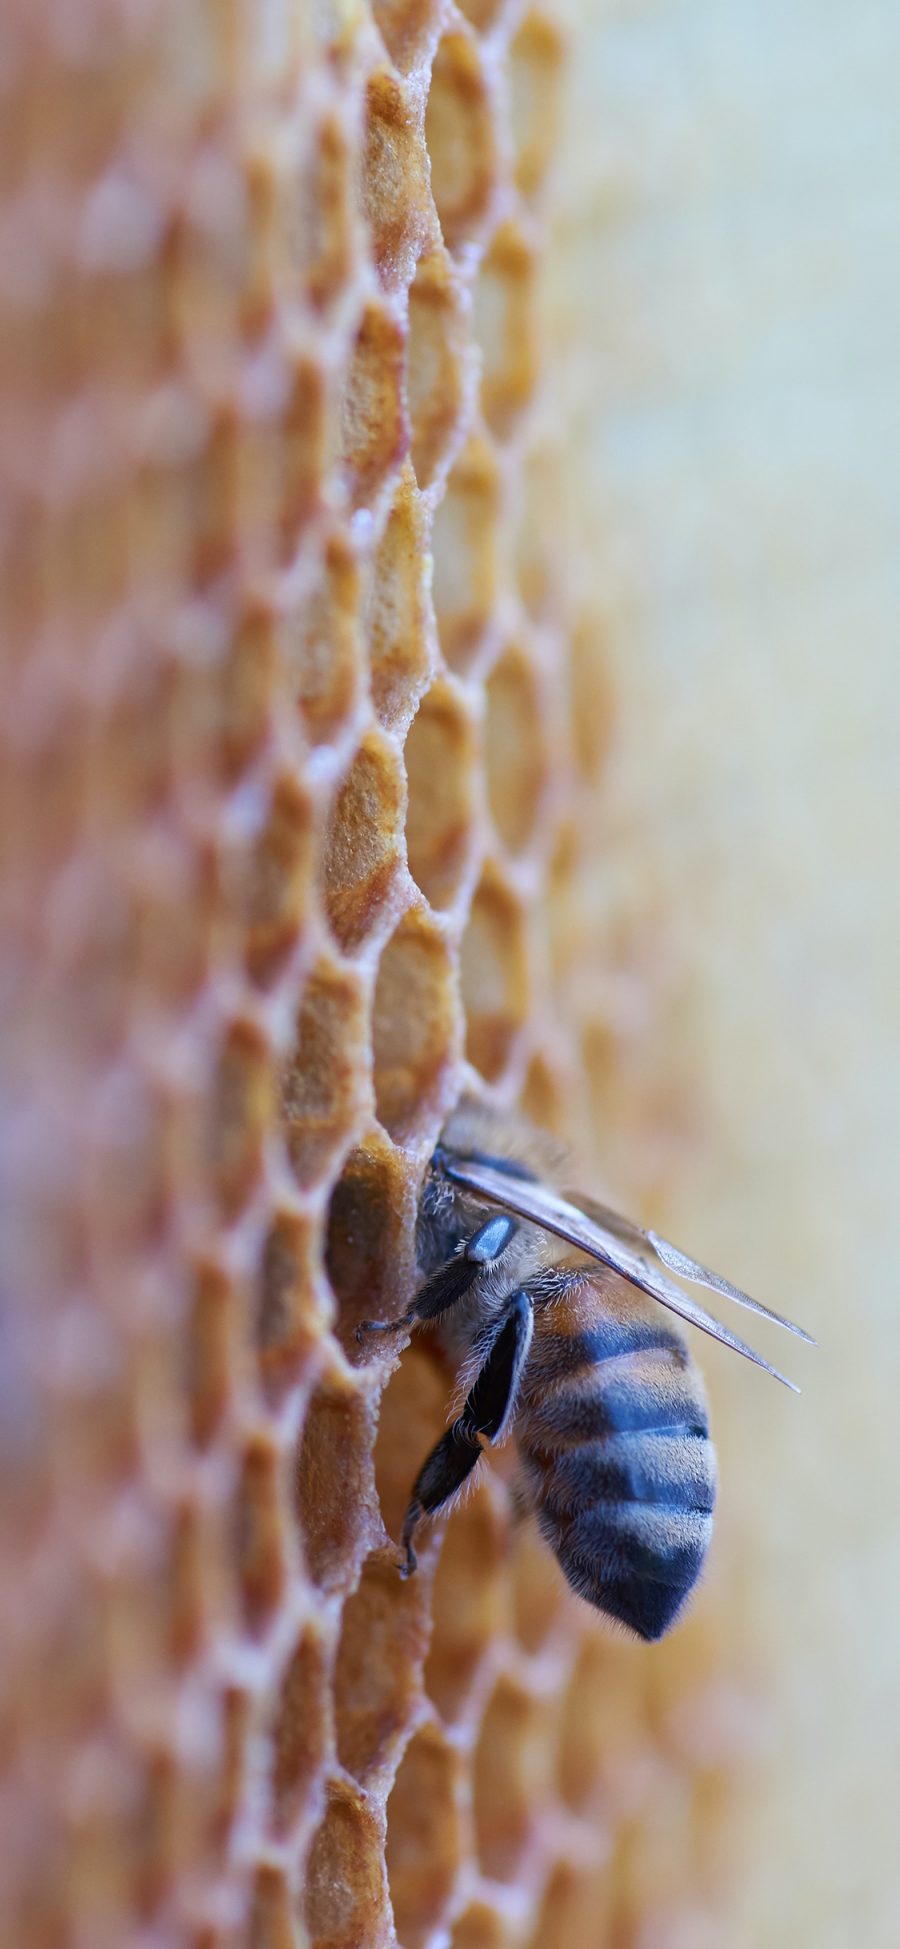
[399,1290,533,1573]
[357,1214,518,1342]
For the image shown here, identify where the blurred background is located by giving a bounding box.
[547,1,900,1942]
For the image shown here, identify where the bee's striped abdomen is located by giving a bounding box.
[516,1274,717,1642]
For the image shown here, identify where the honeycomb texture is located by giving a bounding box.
[1,4,746,1947]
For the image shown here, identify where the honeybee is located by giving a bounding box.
[359,1101,813,1641]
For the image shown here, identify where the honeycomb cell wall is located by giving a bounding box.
[1,4,746,1946]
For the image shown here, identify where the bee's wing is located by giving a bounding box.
[435,1151,805,1391]
[574,1194,815,1346]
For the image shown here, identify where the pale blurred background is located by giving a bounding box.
[543,1,900,1943]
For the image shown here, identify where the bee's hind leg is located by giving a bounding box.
[398,1290,533,1575]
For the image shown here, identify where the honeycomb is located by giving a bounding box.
[1,5,749,1946]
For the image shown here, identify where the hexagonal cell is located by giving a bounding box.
[450,1904,517,1949]
[283,525,361,746]
[234,1435,287,1635]
[407,250,468,490]
[257,1208,328,1406]
[373,1342,450,1546]
[472,1677,556,1882]
[281,957,369,1190]
[425,32,497,258]
[241,774,314,987]
[304,108,356,312]
[373,0,441,73]
[206,1019,273,1222]
[334,1552,431,1785]
[431,436,501,671]
[524,1861,613,1949]
[280,351,329,553]
[340,299,409,513]
[460,869,529,1083]
[368,472,432,731]
[195,598,275,790]
[295,1367,381,1594]
[320,730,406,954]
[558,1632,649,1817]
[249,1863,296,1949]
[424,1473,509,1722]
[304,1781,390,1949]
[570,611,615,781]
[362,68,433,289]
[372,910,457,1141]
[508,12,564,201]
[484,641,547,856]
[270,1619,333,1838]
[133,830,216,1012]
[386,1726,462,1949]
[473,223,538,439]
[519,1050,567,1136]
[404,680,477,910]
[326,1138,418,1345]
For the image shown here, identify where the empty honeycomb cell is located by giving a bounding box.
[257,1209,328,1405]
[362,69,433,290]
[206,1020,273,1222]
[326,1138,418,1345]
[241,775,314,986]
[270,1621,333,1839]
[559,1636,650,1818]
[508,13,564,201]
[340,300,409,514]
[296,1367,381,1594]
[425,33,497,258]
[431,437,500,670]
[250,1862,298,1949]
[334,1553,431,1784]
[524,1861,613,1949]
[510,1512,564,1652]
[371,910,458,1140]
[372,1343,452,1546]
[185,1260,235,1449]
[473,223,538,442]
[321,731,407,954]
[484,642,547,855]
[449,1903,518,1949]
[424,1474,510,1722]
[133,830,217,1011]
[460,869,529,1082]
[570,613,615,780]
[519,1050,567,1136]
[235,1437,288,1635]
[206,600,277,790]
[385,1725,462,1949]
[303,108,356,313]
[368,473,432,731]
[304,1781,390,1949]
[404,680,477,910]
[284,526,361,747]
[281,958,369,1190]
[472,1678,556,1883]
[281,353,328,551]
[407,250,468,490]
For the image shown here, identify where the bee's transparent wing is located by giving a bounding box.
[435,1150,809,1391]
[574,1194,815,1346]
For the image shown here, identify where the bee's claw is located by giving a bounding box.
[356,1315,405,1344]
[398,1540,417,1580]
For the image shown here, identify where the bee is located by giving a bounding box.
[358,1101,813,1641]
